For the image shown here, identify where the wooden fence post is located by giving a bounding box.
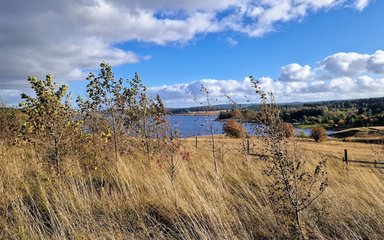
[247,139,250,155]
[344,149,348,164]
[195,136,198,149]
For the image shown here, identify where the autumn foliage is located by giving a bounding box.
[223,119,247,138]
[311,127,328,142]
[282,122,295,138]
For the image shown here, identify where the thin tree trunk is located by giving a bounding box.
[208,116,219,178]
[170,155,178,208]
[294,209,304,239]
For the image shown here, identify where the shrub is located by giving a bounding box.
[338,119,345,126]
[19,75,82,173]
[0,106,24,144]
[311,127,327,142]
[0,102,10,139]
[223,120,246,138]
[282,123,295,138]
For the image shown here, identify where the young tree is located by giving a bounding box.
[77,63,122,161]
[19,75,81,174]
[201,85,219,178]
[250,76,328,238]
[77,63,166,160]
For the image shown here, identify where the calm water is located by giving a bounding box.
[169,115,335,138]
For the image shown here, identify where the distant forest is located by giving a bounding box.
[281,97,384,127]
[202,97,384,128]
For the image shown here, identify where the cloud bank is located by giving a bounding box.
[149,50,384,107]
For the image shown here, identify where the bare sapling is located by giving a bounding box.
[155,115,189,209]
[201,85,219,178]
[225,95,250,166]
[250,76,328,238]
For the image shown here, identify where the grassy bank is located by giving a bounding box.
[330,127,384,143]
[0,138,383,239]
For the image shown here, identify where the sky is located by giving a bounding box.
[1,0,384,107]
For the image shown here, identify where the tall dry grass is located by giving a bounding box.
[0,138,384,239]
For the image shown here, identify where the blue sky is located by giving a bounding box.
[1,0,384,107]
[114,1,384,84]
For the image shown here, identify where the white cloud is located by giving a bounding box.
[329,77,356,91]
[319,50,384,77]
[354,0,371,10]
[357,75,384,90]
[279,64,313,82]
[320,52,370,77]
[226,37,239,46]
[367,50,384,74]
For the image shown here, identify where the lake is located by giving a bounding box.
[169,115,335,138]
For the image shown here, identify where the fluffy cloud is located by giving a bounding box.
[149,50,384,107]
[279,64,313,82]
[319,50,384,77]
[367,50,384,74]
[320,52,370,77]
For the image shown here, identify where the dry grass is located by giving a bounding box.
[0,138,383,239]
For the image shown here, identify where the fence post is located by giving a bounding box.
[344,149,348,164]
[247,139,250,155]
[195,136,198,149]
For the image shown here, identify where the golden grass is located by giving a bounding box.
[0,138,383,239]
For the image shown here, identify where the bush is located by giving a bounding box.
[0,106,24,144]
[223,120,246,138]
[0,103,9,139]
[19,75,82,173]
[282,123,295,138]
[311,127,327,142]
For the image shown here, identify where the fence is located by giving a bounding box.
[343,149,384,168]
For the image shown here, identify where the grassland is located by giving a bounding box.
[0,137,383,239]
